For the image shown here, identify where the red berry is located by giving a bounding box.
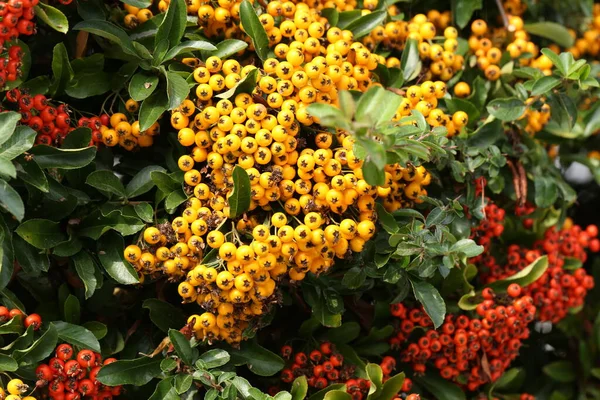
[24,313,42,330]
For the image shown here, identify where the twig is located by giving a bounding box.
[493,0,514,31]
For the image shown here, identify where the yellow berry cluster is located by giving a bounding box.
[568,4,600,59]
[0,379,36,400]
[123,3,155,29]
[367,12,464,82]
[100,101,160,150]
[522,98,551,135]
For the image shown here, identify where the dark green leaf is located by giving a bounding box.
[86,170,127,198]
[155,0,186,50]
[16,219,66,249]
[134,203,154,223]
[13,324,58,365]
[74,20,139,58]
[97,356,163,386]
[82,321,108,340]
[166,71,190,110]
[49,43,73,96]
[0,126,37,160]
[63,294,81,325]
[73,251,97,299]
[229,340,285,376]
[487,97,526,121]
[525,22,575,48]
[203,39,248,59]
[129,72,159,102]
[415,372,465,400]
[0,111,23,147]
[531,75,561,96]
[169,329,195,365]
[164,40,217,60]
[452,0,482,29]
[374,372,405,400]
[410,279,446,328]
[53,321,101,352]
[0,315,24,335]
[65,71,111,98]
[239,0,270,61]
[14,236,49,276]
[323,390,351,400]
[0,179,24,221]
[97,231,139,285]
[345,11,386,39]
[468,119,503,148]
[28,145,97,169]
[139,90,169,132]
[126,165,167,198]
[342,267,366,289]
[543,361,576,383]
[534,176,558,208]
[142,298,187,332]
[229,165,251,218]
[0,354,17,372]
[450,239,483,258]
[199,349,230,369]
[401,39,422,81]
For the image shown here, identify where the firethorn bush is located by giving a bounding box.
[1,0,600,399]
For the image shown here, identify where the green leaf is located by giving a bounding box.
[468,119,503,148]
[0,315,24,335]
[486,256,549,292]
[216,68,258,100]
[450,239,483,258]
[151,171,180,193]
[400,38,422,81]
[97,231,139,285]
[97,356,163,386]
[134,203,154,223]
[82,321,108,340]
[410,279,446,328]
[164,40,217,61]
[525,22,575,48]
[129,72,159,102]
[35,3,69,33]
[142,298,187,333]
[0,354,17,372]
[74,20,139,58]
[541,49,565,76]
[415,373,465,400]
[63,294,81,324]
[452,0,482,29]
[139,90,169,132]
[53,321,101,353]
[72,251,97,299]
[122,0,151,7]
[126,165,167,198]
[155,0,186,50]
[365,363,383,397]
[342,267,367,289]
[49,43,74,96]
[229,165,251,218]
[13,324,58,365]
[15,157,48,193]
[321,8,339,26]
[14,235,49,276]
[199,349,230,369]
[165,189,188,211]
[28,145,97,170]
[174,374,193,394]
[149,378,179,400]
[0,112,24,147]
[165,71,190,110]
[487,97,526,121]
[291,376,308,400]
[543,361,576,383]
[65,71,111,99]
[239,0,270,61]
[362,158,385,186]
[490,368,525,394]
[373,372,404,400]
[308,385,346,400]
[169,329,195,365]
[0,179,24,221]
[323,390,351,400]
[327,322,361,344]
[16,219,66,249]
[534,176,558,208]
[0,126,37,160]
[355,86,402,127]
[86,170,127,198]
[62,127,92,149]
[345,11,386,39]
[531,75,561,96]
[204,39,248,59]
[229,340,285,376]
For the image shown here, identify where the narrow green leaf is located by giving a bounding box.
[229,340,285,376]
[239,0,270,61]
[452,0,482,29]
[129,72,159,102]
[97,356,163,386]
[74,20,139,58]
[139,90,169,132]
[49,42,74,96]
[229,165,251,218]
[16,219,66,249]
[543,361,576,383]
[0,354,17,372]
[169,329,194,365]
[13,324,58,365]
[165,71,190,110]
[410,279,446,328]
[164,40,217,61]
[0,125,36,161]
[487,97,526,121]
[155,0,186,50]
[291,376,308,400]
[0,112,23,147]
[28,145,97,170]
[525,22,575,48]
[0,179,24,221]
[53,321,101,352]
[142,298,187,333]
[126,165,166,198]
[531,75,561,96]
[204,39,248,59]
[486,256,549,292]
[345,11,386,39]
[401,39,422,81]
[72,251,98,299]
[97,231,139,285]
[86,170,127,198]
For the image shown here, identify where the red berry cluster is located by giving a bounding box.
[36,344,121,400]
[481,224,598,323]
[0,0,37,86]
[5,88,79,146]
[77,113,110,146]
[279,342,413,400]
[469,202,505,264]
[514,203,536,229]
[389,285,535,392]
[0,305,42,330]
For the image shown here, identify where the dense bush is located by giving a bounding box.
[0,0,600,399]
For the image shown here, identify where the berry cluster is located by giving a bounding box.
[99,100,159,150]
[390,285,535,392]
[35,344,121,400]
[368,11,463,82]
[279,342,414,400]
[469,201,505,264]
[0,305,41,330]
[5,89,76,146]
[0,379,36,400]
[0,0,37,87]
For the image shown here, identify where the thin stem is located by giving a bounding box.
[493,0,513,31]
